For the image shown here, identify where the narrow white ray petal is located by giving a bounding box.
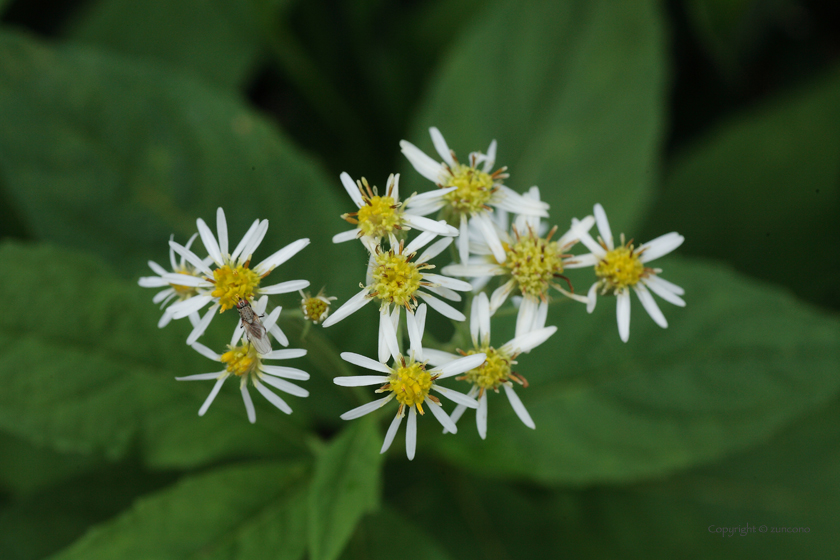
[404,230,437,255]
[321,287,373,327]
[422,273,472,292]
[474,292,491,344]
[158,292,177,310]
[503,384,535,429]
[241,384,256,423]
[230,219,260,262]
[406,310,423,361]
[231,320,245,346]
[643,277,686,306]
[269,323,290,347]
[197,218,224,266]
[197,376,228,416]
[260,365,310,380]
[190,342,221,362]
[152,287,175,304]
[424,284,461,302]
[186,303,220,345]
[402,213,457,236]
[332,229,360,243]
[423,348,459,366]
[147,260,169,277]
[593,203,614,250]
[473,213,506,263]
[634,284,668,328]
[501,326,557,355]
[333,375,390,387]
[433,352,486,379]
[264,348,307,360]
[515,295,539,338]
[176,370,226,381]
[417,292,465,322]
[258,279,310,295]
[253,380,292,414]
[415,303,427,338]
[469,293,481,347]
[254,238,310,274]
[168,241,214,276]
[380,307,402,364]
[407,186,456,206]
[483,139,497,172]
[638,232,685,263]
[427,397,458,433]
[139,277,170,288]
[458,213,470,263]
[432,386,478,409]
[442,263,505,278]
[400,140,446,183]
[157,312,174,328]
[587,283,598,313]
[476,392,488,440]
[416,237,452,264]
[238,219,269,265]
[406,406,417,460]
[489,279,516,313]
[648,274,685,296]
[381,412,403,454]
[341,352,391,373]
[571,220,606,258]
[216,207,229,257]
[340,394,395,420]
[260,375,309,398]
[340,172,364,208]
[160,274,211,287]
[405,201,446,217]
[617,289,631,343]
[429,127,456,167]
[259,306,282,333]
[563,253,600,268]
[534,300,548,330]
[169,240,179,271]
[443,386,478,434]
[170,294,213,319]
[187,311,201,328]
[554,284,590,304]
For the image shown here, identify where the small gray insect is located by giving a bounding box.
[235,297,272,355]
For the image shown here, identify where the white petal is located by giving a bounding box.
[501,326,556,355]
[230,219,260,263]
[340,352,391,373]
[333,375,391,387]
[332,229,360,243]
[406,186,456,206]
[647,274,685,296]
[429,126,456,167]
[433,352,486,379]
[147,260,168,277]
[416,237,453,263]
[263,348,307,360]
[269,323,290,347]
[571,219,606,258]
[415,303,427,340]
[634,284,668,329]
[260,375,309,398]
[198,376,228,416]
[422,273,472,292]
[260,365,310,380]
[261,306,282,332]
[424,284,461,302]
[443,385,478,434]
[170,294,213,319]
[321,287,373,327]
[404,230,437,255]
[403,213,457,236]
[406,310,423,361]
[152,287,175,303]
[190,342,221,362]
[515,295,539,338]
[473,213,506,263]
[417,292,465,322]
[186,303,220,345]
[380,307,402,363]
[534,300,548,330]
[593,203,614,250]
[643,276,686,307]
[586,283,598,313]
[476,392,488,440]
[253,380,292,414]
[197,217,224,267]
[240,384,256,423]
[483,139,497,172]
[617,289,631,343]
[400,140,446,183]
[563,253,600,269]
[168,241,214,277]
[340,172,364,208]
[638,232,684,263]
[458,213,470,263]
[426,397,458,433]
[406,406,417,460]
[477,292,491,343]
[423,348,459,366]
[489,279,516,313]
[216,207,229,257]
[254,238,310,274]
[442,263,505,278]
[259,279,311,295]
[157,311,173,328]
[176,370,226,381]
[381,412,403,454]
[340,394,394,420]
[432,385,479,409]
[503,384,535,429]
[138,276,170,288]
[159,274,211,287]
[238,219,269,265]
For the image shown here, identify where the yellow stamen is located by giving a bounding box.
[503,229,563,299]
[220,343,259,377]
[388,360,432,411]
[356,195,401,238]
[212,264,261,312]
[443,164,496,214]
[462,346,513,391]
[370,250,423,309]
[595,244,644,292]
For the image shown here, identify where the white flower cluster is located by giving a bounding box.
[139,208,312,423]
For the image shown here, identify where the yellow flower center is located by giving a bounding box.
[220,343,260,377]
[302,296,330,323]
[357,195,401,238]
[503,234,563,299]
[443,164,495,214]
[212,264,261,312]
[388,361,432,413]
[370,251,423,309]
[463,347,511,390]
[595,246,644,292]
[170,270,198,298]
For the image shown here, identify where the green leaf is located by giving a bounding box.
[49,461,309,560]
[405,0,666,232]
[339,507,455,560]
[308,419,383,560]
[0,432,100,496]
[0,242,308,467]
[647,66,840,309]
[430,257,840,485]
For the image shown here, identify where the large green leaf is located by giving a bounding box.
[647,66,840,309]
[0,242,308,467]
[429,257,840,484]
[49,461,309,560]
[308,419,383,560]
[404,0,666,232]
[339,507,455,560]
[0,433,100,496]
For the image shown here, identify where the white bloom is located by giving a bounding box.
[400,127,548,264]
[424,292,554,439]
[333,304,484,460]
[160,207,311,345]
[333,172,458,252]
[299,289,337,325]
[178,307,309,423]
[322,231,472,362]
[567,203,685,342]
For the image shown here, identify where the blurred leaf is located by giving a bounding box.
[685,0,759,79]
[430,257,840,485]
[49,461,308,560]
[647,66,840,309]
[405,0,666,232]
[65,0,290,89]
[0,432,100,496]
[308,419,383,560]
[0,242,308,467]
[0,461,176,560]
[339,506,455,560]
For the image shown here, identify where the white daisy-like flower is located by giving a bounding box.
[443,187,595,337]
[159,207,311,345]
[138,233,208,328]
[567,203,686,342]
[332,172,458,252]
[333,304,485,460]
[400,127,548,264]
[322,230,472,362]
[178,305,309,423]
[424,292,555,439]
[299,288,337,325]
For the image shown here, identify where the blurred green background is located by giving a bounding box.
[1,0,839,558]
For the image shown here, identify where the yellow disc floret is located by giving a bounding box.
[302,296,330,323]
[357,196,401,238]
[462,347,512,390]
[595,245,644,292]
[212,264,261,312]
[443,164,495,214]
[388,361,432,414]
[220,343,259,377]
[370,251,423,309]
[503,234,563,299]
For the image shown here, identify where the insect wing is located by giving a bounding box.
[244,320,272,354]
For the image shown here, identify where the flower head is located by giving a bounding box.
[333,304,485,460]
[299,288,337,324]
[567,203,686,342]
